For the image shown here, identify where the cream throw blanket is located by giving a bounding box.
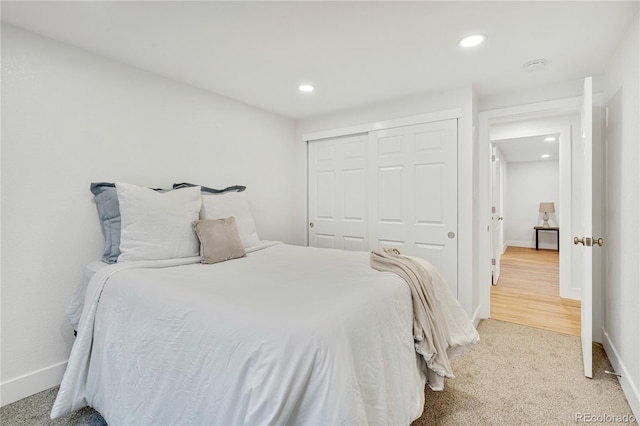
[370,248,479,390]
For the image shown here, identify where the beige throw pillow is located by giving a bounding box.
[192,217,247,264]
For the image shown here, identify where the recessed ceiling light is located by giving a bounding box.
[458,34,487,48]
[298,84,315,93]
[541,154,550,158]
[544,137,556,142]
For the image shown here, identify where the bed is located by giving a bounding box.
[51,182,478,425]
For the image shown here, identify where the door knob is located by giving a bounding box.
[309,222,314,228]
[574,236,604,247]
[498,217,504,221]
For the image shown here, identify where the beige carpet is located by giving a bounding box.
[1,319,635,425]
[413,319,636,425]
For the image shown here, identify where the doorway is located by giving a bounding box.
[488,131,579,335]
[479,84,603,379]
[479,98,584,322]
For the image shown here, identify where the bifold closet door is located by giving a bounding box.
[308,134,368,251]
[368,120,458,295]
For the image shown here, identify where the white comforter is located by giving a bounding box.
[52,243,471,425]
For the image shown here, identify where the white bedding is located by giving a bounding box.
[52,243,472,424]
[65,241,280,331]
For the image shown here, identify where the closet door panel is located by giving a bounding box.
[314,234,336,249]
[415,163,444,224]
[377,166,405,223]
[314,171,336,220]
[369,120,458,295]
[343,169,366,221]
[308,134,368,252]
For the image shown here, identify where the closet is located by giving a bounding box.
[307,118,459,296]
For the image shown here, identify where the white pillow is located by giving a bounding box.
[116,182,202,261]
[200,191,260,249]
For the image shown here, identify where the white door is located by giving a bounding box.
[368,120,458,296]
[576,76,593,378]
[308,134,368,251]
[491,144,503,284]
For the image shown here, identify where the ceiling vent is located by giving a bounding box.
[523,59,548,72]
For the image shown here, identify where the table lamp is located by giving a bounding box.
[539,202,555,228]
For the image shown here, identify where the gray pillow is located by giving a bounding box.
[90,182,121,263]
[192,217,247,264]
[90,182,164,263]
[173,182,246,194]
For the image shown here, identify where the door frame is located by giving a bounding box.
[478,97,582,319]
[302,109,462,143]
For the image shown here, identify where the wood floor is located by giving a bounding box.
[491,246,581,336]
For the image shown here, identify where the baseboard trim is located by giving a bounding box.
[505,240,558,250]
[602,328,640,419]
[559,279,581,301]
[569,287,582,301]
[506,240,533,248]
[0,361,67,407]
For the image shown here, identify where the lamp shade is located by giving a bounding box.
[539,202,555,213]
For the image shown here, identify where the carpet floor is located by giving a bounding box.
[1,319,635,425]
[413,319,636,425]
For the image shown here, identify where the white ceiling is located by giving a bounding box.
[2,1,638,120]
[494,134,560,163]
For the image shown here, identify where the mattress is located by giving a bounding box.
[52,242,474,424]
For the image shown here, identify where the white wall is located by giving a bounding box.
[297,86,480,323]
[503,161,559,249]
[0,25,303,405]
[602,12,640,419]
